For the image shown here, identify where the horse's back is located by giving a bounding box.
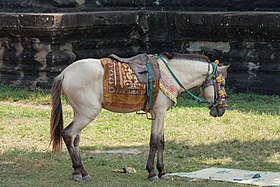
[61,58,103,89]
[61,58,103,81]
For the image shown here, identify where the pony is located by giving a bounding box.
[50,52,229,181]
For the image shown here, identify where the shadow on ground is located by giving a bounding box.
[1,138,279,186]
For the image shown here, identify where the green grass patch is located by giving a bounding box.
[1,84,280,186]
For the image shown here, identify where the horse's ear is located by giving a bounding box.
[218,65,230,79]
[162,52,173,59]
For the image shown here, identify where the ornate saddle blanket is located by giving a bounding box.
[101,58,160,112]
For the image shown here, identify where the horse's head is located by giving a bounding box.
[201,64,230,117]
[155,53,230,117]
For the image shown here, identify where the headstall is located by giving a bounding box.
[199,60,227,109]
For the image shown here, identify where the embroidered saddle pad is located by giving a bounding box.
[101,58,160,112]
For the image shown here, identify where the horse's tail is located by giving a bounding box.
[50,74,64,153]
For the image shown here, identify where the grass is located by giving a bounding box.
[1,84,280,186]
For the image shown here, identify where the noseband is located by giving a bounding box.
[200,62,227,109]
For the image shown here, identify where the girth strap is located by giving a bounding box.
[137,62,156,120]
[146,63,153,109]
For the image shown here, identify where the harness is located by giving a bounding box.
[154,54,227,108]
[199,61,227,109]
[145,62,154,113]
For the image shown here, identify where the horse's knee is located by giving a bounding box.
[149,133,158,147]
[158,135,164,148]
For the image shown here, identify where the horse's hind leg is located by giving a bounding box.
[62,120,88,181]
[62,110,100,181]
[73,132,91,180]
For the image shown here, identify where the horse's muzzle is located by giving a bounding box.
[209,106,226,117]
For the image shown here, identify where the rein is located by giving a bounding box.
[154,54,213,105]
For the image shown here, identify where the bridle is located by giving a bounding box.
[199,61,227,109]
[154,54,227,108]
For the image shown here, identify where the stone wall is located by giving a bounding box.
[1,0,280,93]
[2,0,280,12]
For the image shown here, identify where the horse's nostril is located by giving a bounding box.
[210,107,218,117]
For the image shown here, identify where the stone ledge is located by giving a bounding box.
[1,11,280,41]
[2,0,280,12]
[0,11,140,38]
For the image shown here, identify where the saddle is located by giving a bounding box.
[109,53,161,84]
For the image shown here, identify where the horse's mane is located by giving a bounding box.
[161,52,210,63]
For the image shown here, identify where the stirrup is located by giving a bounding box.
[146,109,156,120]
[136,110,156,120]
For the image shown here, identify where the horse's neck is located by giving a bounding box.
[167,58,211,91]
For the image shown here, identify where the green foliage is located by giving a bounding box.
[0,84,51,105]
[1,85,280,186]
[0,84,66,105]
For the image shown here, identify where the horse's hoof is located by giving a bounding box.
[72,174,83,182]
[82,174,91,181]
[148,175,160,181]
[159,173,168,179]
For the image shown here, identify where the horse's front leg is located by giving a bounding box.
[157,133,166,178]
[155,112,166,178]
[146,130,158,180]
[146,111,166,180]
